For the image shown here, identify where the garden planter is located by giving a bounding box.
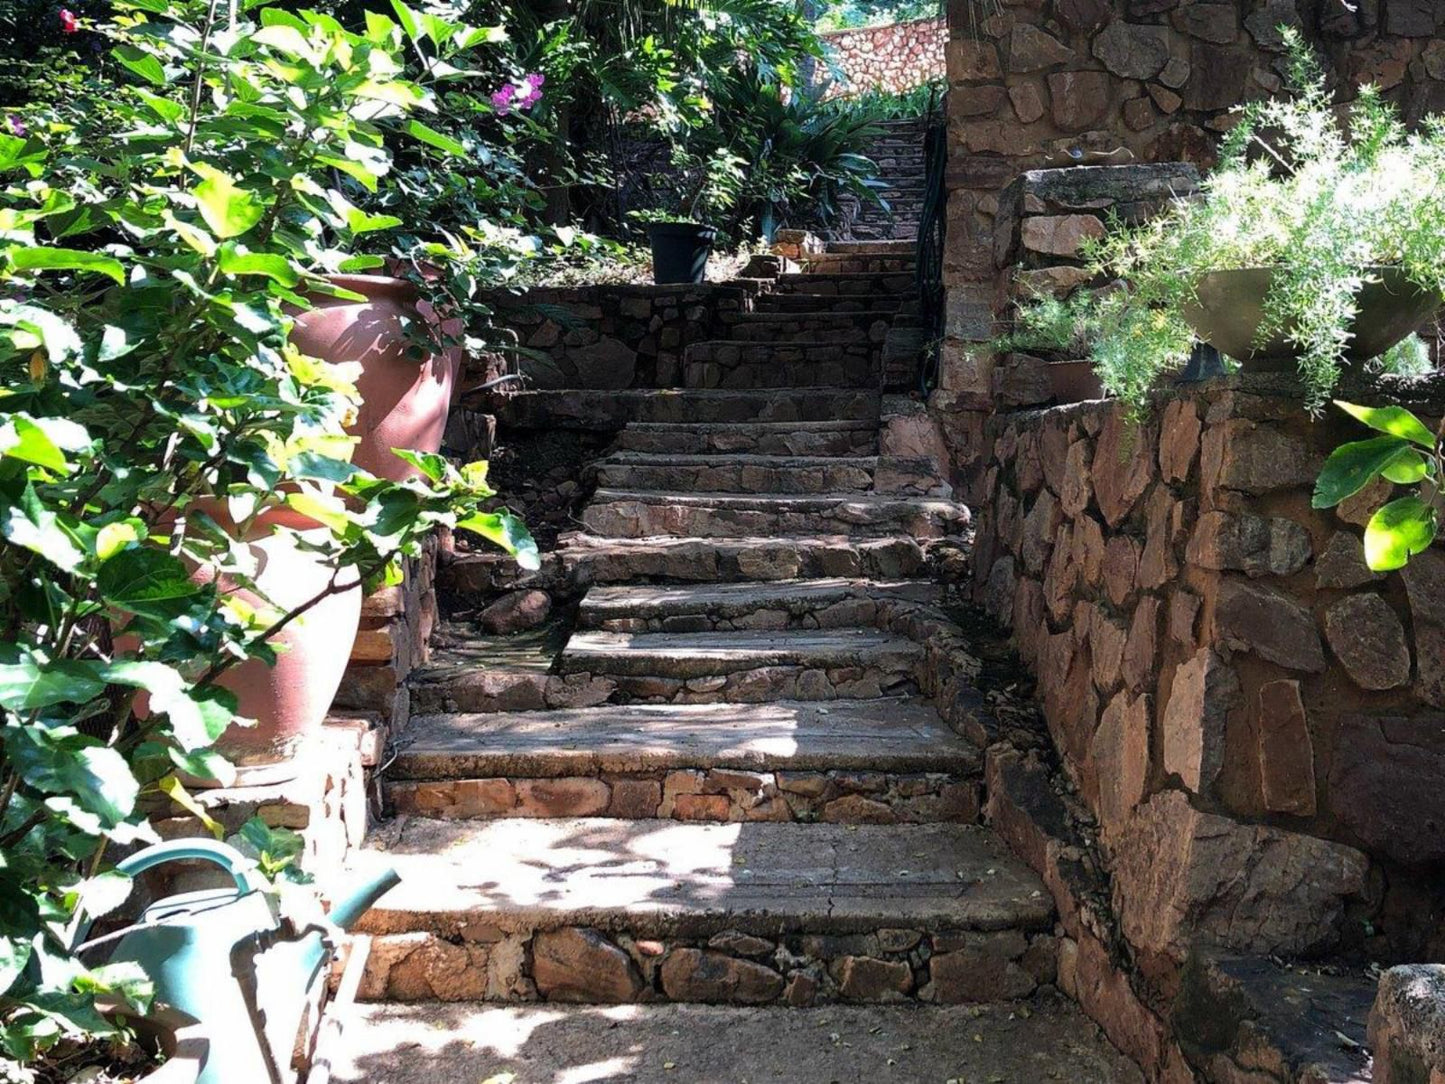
[202,507,362,784]
[1181,266,1442,367]
[289,275,463,483]
[649,221,717,284]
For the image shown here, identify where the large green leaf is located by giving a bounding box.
[112,44,167,87]
[191,164,266,239]
[0,498,85,572]
[6,247,124,285]
[0,660,105,712]
[3,727,139,827]
[1336,401,1437,449]
[95,547,200,612]
[1312,435,1412,509]
[0,935,33,995]
[455,509,540,570]
[101,661,226,750]
[218,248,300,286]
[1364,496,1438,571]
[405,119,467,157]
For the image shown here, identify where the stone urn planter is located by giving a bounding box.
[648,222,717,285]
[1180,267,1442,367]
[202,506,362,784]
[289,274,464,483]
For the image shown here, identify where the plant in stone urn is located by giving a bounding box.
[1010,29,1445,418]
[1314,401,1445,571]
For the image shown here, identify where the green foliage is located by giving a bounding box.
[1011,29,1445,418]
[814,0,941,31]
[1315,401,1442,571]
[0,0,535,1066]
[832,79,943,122]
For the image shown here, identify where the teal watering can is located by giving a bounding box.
[72,838,398,1084]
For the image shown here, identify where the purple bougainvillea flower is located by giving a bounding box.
[525,72,545,90]
[491,84,515,115]
[58,7,79,33]
[5,116,26,137]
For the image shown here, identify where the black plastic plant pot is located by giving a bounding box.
[649,221,717,285]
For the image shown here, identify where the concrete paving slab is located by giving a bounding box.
[326,998,1146,1084]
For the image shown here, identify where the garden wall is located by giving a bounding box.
[819,17,948,95]
[485,282,762,389]
[937,0,1445,449]
[971,370,1445,980]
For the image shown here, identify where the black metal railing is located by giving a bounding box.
[915,86,948,396]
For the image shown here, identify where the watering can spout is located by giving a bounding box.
[326,865,399,932]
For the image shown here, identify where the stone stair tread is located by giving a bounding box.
[560,627,921,678]
[327,1000,1147,1084]
[623,419,875,433]
[580,577,938,620]
[392,696,978,779]
[491,388,882,427]
[354,818,1054,935]
[554,534,927,583]
[588,488,962,512]
[597,452,877,469]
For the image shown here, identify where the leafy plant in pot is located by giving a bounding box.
[634,147,747,284]
[1009,28,1445,419]
[0,2,537,1073]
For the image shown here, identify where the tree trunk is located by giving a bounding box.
[798,0,819,91]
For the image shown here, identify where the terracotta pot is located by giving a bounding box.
[289,275,463,482]
[1180,266,1442,369]
[202,507,361,784]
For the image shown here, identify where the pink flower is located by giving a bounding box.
[5,116,25,137]
[525,72,545,90]
[58,7,78,33]
[490,84,515,116]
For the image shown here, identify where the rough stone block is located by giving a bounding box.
[1162,648,1239,794]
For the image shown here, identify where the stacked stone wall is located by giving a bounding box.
[972,375,1445,980]
[820,17,948,96]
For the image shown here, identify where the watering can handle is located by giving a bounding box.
[68,838,265,951]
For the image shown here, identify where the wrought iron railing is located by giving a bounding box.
[914,86,948,396]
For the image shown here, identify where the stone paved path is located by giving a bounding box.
[340,215,1141,1076]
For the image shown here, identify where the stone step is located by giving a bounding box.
[385,697,981,824]
[771,272,916,297]
[330,1000,1149,1082]
[612,420,878,457]
[592,453,879,496]
[578,578,941,631]
[555,534,929,584]
[351,817,1056,1004]
[682,339,878,390]
[754,292,909,314]
[795,253,917,275]
[579,490,969,540]
[493,388,881,428]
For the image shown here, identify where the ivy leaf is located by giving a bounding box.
[191,163,265,239]
[1312,435,1412,509]
[1364,496,1437,571]
[455,509,539,570]
[1336,401,1437,449]
[6,247,124,285]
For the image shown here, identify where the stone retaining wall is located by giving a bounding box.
[971,373,1445,975]
[485,283,760,389]
[820,17,947,96]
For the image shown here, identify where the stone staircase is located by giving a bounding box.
[330,250,1148,1082]
[838,116,929,241]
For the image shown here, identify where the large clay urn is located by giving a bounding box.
[289,275,464,482]
[204,507,362,783]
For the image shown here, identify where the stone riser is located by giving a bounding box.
[770,275,915,296]
[360,925,1052,1007]
[558,536,927,585]
[593,462,876,495]
[825,241,915,255]
[724,321,889,349]
[684,341,876,365]
[795,257,917,274]
[579,499,963,540]
[587,603,888,634]
[754,294,907,314]
[612,426,877,458]
[388,769,980,825]
[848,224,920,241]
[600,664,920,705]
[682,358,879,391]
